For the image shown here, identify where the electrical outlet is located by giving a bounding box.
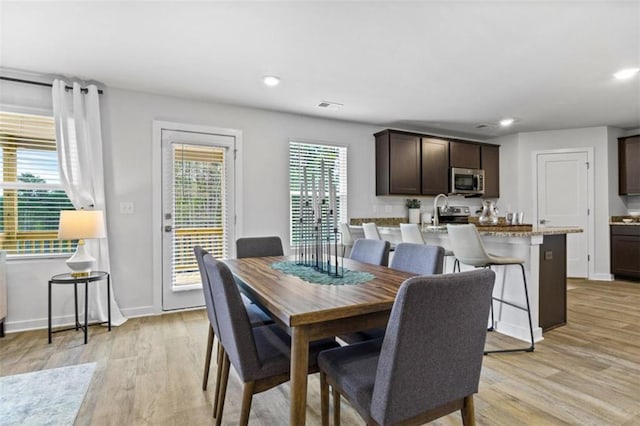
[120,201,134,215]
[385,205,393,213]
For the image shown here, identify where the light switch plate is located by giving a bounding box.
[120,201,134,214]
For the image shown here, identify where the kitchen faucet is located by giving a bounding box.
[432,193,449,227]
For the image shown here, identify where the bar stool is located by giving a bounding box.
[400,223,457,272]
[362,222,395,251]
[446,224,535,354]
[339,223,354,257]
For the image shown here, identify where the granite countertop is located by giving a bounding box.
[350,220,583,237]
[610,215,640,226]
[416,226,582,237]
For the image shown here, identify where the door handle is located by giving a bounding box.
[164,225,173,232]
[539,219,548,225]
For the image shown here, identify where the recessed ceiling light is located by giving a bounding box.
[262,75,281,87]
[499,118,515,127]
[613,68,640,80]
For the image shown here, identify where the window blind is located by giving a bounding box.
[0,111,75,256]
[289,141,348,245]
[171,143,227,287]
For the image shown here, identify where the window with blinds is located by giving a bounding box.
[289,141,348,245]
[171,143,227,287]
[0,111,75,256]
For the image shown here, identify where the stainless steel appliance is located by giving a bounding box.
[450,168,485,195]
[437,205,471,224]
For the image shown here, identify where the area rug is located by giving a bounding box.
[0,362,96,426]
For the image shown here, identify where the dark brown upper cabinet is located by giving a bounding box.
[449,141,481,169]
[375,129,498,197]
[481,144,500,198]
[421,138,449,195]
[619,135,640,195]
[375,130,421,195]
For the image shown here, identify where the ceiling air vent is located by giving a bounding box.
[317,101,343,110]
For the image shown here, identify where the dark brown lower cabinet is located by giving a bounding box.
[611,225,640,279]
[539,234,567,331]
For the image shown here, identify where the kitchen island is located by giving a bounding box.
[350,223,583,343]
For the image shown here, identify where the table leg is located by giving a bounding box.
[107,274,112,331]
[84,281,89,344]
[48,281,52,344]
[74,283,79,330]
[290,326,310,425]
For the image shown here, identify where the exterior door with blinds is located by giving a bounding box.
[161,129,235,311]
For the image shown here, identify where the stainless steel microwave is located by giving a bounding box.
[450,168,485,195]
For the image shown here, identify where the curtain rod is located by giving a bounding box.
[0,76,104,94]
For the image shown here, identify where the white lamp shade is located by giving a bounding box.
[58,210,106,240]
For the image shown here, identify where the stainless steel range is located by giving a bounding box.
[437,205,471,224]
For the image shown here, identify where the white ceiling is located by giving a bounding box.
[1,1,639,139]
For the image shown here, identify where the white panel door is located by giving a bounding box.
[161,129,235,311]
[537,151,589,278]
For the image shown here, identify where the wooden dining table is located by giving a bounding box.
[223,255,415,425]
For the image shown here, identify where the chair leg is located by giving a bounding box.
[239,381,255,426]
[215,351,230,424]
[203,325,214,391]
[485,263,535,354]
[488,299,495,332]
[486,265,494,332]
[320,372,329,426]
[332,387,341,426]
[213,342,224,417]
[520,263,536,352]
[461,395,475,426]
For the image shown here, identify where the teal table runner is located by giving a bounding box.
[271,261,374,286]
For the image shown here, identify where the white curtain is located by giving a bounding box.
[52,80,126,326]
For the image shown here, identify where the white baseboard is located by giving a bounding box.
[589,273,614,281]
[494,320,544,343]
[5,314,79,334]
[120,305,155,318]
[3,305,204,334]
[4,305,157,334]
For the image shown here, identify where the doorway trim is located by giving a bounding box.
[151,120,243,314]
[531,147,595,280]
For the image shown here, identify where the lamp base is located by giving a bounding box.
[66,239,96,277]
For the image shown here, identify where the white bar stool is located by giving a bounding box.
[339,223,354,257]
[362,222,395,251]
[400,223,457,272]
[446,224,535,354]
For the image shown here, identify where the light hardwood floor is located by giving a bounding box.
[1,278,639,425]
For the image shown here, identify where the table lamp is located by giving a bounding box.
[58,209,106,277]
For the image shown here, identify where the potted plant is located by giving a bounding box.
[406,199,421,224]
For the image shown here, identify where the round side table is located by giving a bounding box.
[48,271,111,344]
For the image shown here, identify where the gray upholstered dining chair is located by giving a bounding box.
[349,239,390,267]
[194,246,272,418]
[341,242,445,344]
[236,236,284,258]
[202,254,340,425]
[319,269,495,426]
[446,224,535,354]
[391,242,445,275]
